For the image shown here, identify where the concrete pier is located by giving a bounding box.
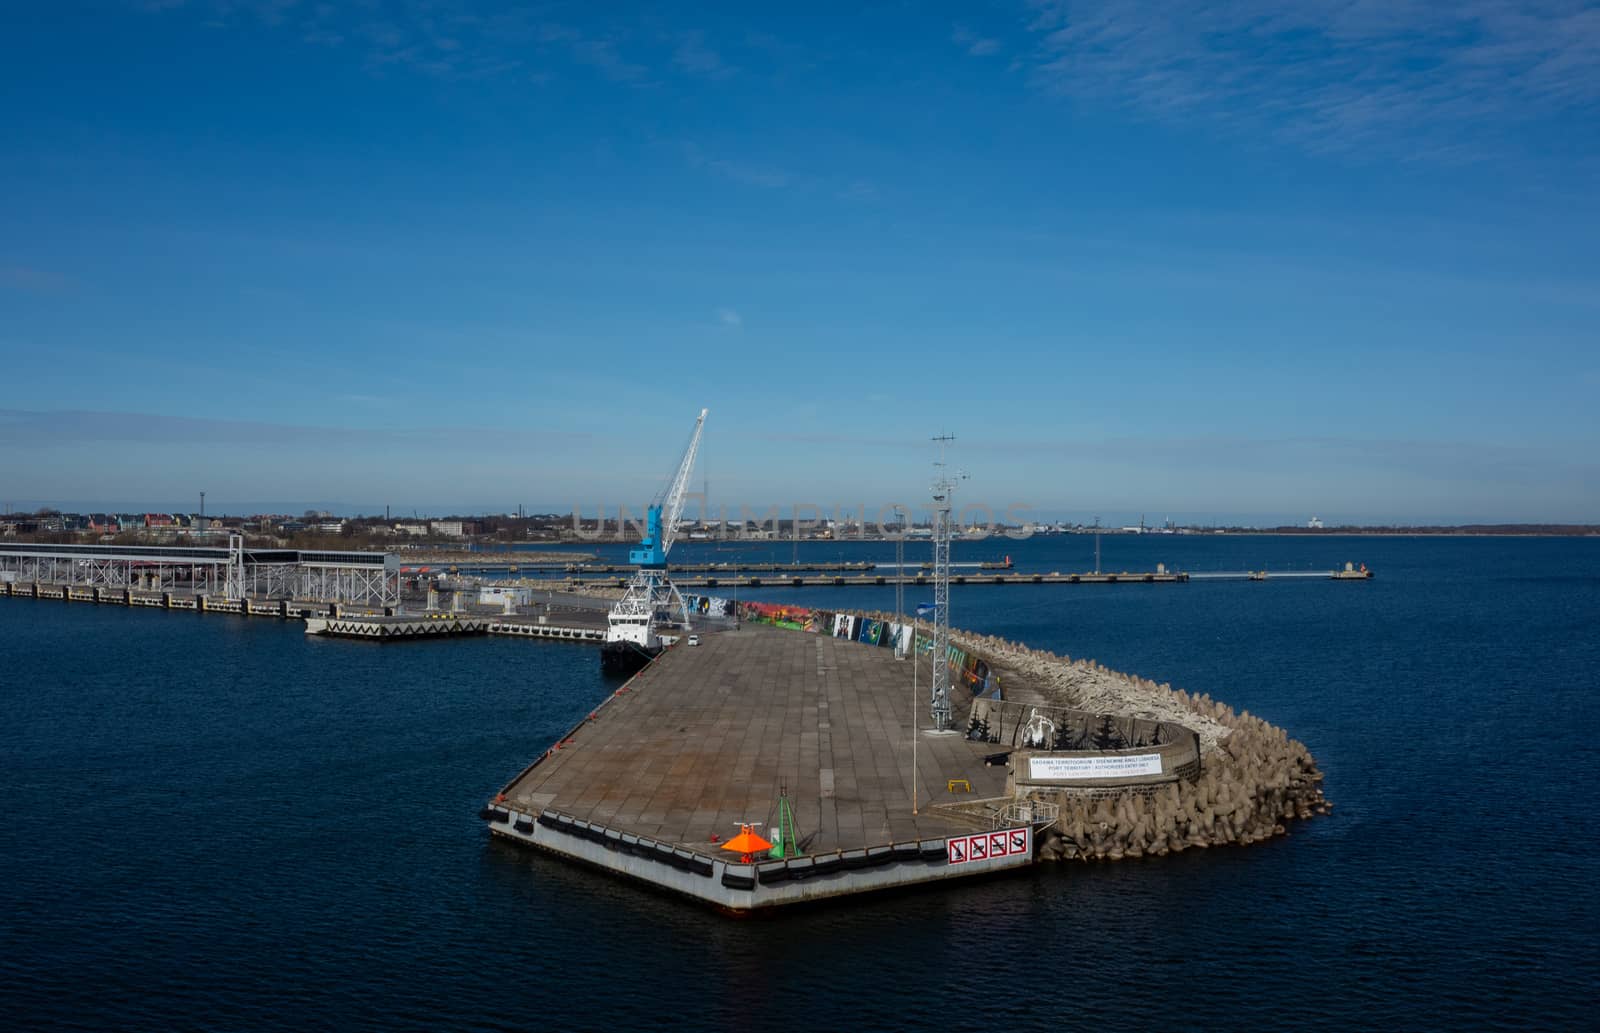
[542,568,1371,589]
[484,624,1038,910]
[483,606,1334,910]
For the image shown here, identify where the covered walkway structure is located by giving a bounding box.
[0,540,398,606]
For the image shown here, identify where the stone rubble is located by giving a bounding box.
[859,611,1333,862]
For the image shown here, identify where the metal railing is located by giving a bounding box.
[995,799,1059,828]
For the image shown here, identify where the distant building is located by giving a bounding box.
[1308,516,1324,529]
[431,520,466,538]
[317,520,346,534]
[394,523,429,537]
[478,585,533,607]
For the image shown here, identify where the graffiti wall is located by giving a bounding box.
[732,602,1000,701]
[681,594,731,618]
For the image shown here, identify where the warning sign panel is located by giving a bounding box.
[946,827,1032,866]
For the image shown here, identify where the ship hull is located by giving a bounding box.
[600,640,662,678]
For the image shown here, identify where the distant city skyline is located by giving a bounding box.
[0,486,1586,531]
[3,3,1596,524]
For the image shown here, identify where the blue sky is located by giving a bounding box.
[2,1,1597,523]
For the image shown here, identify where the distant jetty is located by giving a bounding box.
[395,549,597,568]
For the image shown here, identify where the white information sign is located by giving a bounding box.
[1028,753,1164,780]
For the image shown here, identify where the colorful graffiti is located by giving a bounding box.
[682,594,731,617]
[741,601,815,631]
[909,631,1000,699]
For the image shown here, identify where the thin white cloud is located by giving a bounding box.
[838,179,879,201]
[681,143,793,189]
[716,308,742,327]
[679,143,878,200]
[137,1,653,84]
[673,30,733,78]
[953,26,1002,56]
[0,264,68,293]
[0,408,592,449]
[568,38,647,82]
[1020,0,1600,161]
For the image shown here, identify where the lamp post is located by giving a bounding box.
[911,634,919,816]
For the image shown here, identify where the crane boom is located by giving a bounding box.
[659,408,707,557]
[627,408,708,569]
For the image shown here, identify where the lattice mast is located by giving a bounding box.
[929,434,961,730]
[224,533,247,601]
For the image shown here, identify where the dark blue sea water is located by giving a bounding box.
[3,536,1596,1031]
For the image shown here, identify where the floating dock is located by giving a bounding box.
[482,624,1041,911]
[0,579,612,645]
[305,611,608,642]
[305,613,488,639]
[1,579,329,617]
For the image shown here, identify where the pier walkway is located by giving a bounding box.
[0,541,397,605]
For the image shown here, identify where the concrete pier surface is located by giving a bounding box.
[485,624,1038,909]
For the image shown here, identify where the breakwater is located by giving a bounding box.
[954,628,1330,860]
[814,607,1331,862]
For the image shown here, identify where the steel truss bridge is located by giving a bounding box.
[0,540,399,606]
